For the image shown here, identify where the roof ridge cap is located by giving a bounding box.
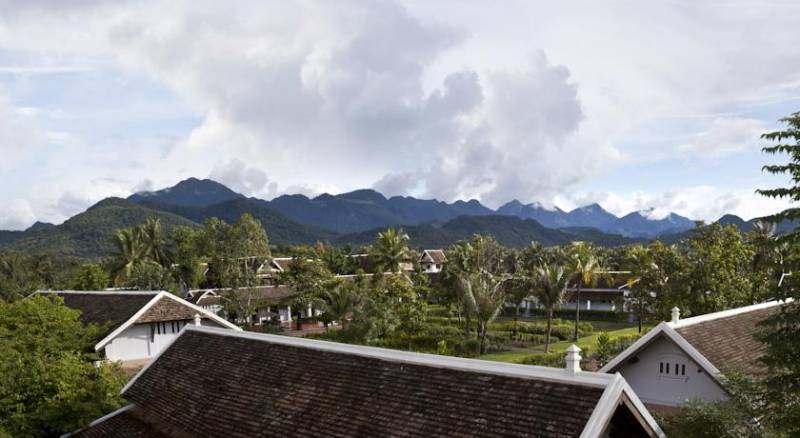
[180,325,615,388]
[669,299,791,329]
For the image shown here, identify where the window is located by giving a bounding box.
[659,360,687,377]
[150,323,155,342]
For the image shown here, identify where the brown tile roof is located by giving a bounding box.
[675,305,783,377]
[422,249,447,264]
[34,291,157,336]
[121,329,613,437]
[196,295,221,306]
[213,285,297,306]
[272,257,294,272]
[70,407,169,438]
[136,295,212,323]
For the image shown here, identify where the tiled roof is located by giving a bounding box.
[212,285,296,306]
[119,328,627,437]
[422,249,447,264]
[272,257,294,272]
[34,291,157,336]
[136,296,212,323]
[674,305,783,377]
[70,406,169,438]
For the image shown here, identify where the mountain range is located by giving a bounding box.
[0,177,787,258]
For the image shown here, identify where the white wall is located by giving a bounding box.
[103,319,226,362]
[617,336,728,407]
[104,324,151,362]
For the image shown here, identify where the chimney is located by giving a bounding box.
[671,307,680,324]
[565,344,582,375]
[194,313,202,327]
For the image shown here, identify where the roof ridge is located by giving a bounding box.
[35,290,162,295]
[179,325,615,388]
[668,299,790,329]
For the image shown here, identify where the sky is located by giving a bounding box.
[1,0,799,230]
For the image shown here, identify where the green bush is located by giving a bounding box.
[491,320,594,339]
[455,339,481,357]
[516,348,593,368]
[513,308,628,322]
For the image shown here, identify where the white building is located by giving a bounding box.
[419,249,447,274]
[34,290,240,363]
[600,300,787,411]
[185,289,223,314]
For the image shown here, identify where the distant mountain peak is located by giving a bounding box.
[25,221,56,233]
[336,189,387,203]
[129,178,243,208]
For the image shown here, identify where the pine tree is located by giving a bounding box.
[757,111,800,234]
[756,111,800,434]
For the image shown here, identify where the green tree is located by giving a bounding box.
[746,221,782,305]
[568,242,605,341]
[139,217,170,267]
[197,214,271,325]
[70,264,110,290]
[684,223,753,314]
[317,282,359,330]
[661,374,768,437]
[445,235,511,352]
[534,264,571,352]
[280,257,335,330]
[646,240,690,320]
[202,214,271,289]
[624,245,658,333]
[371,228,411,273]
[128,262,176,292]
[0,296,126,436]
[169,225,206,291]
[756,111,800,434]
[109,226,147,286]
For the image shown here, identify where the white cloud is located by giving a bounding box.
[557,186,794,222]
[679,117,766,159]
[0,199,36,230]
[0,1,799,227]
[209,159,277,199]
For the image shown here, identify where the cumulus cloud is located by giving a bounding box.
[559,186,794,222]
[0,199,36,230]
[0,0,799,226]
[415,54,589,207]
[0,89,43,167]
[679,117,766,159]
[372,171,421,198]
[209,159,277,198]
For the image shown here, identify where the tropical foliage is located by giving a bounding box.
[0,296,126,437]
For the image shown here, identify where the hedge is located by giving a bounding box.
[510,307,629,322]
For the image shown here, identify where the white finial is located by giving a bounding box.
[671,307,680,324]
[194,313,202,327]
[565,344,582,374]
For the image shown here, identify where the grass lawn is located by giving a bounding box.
[479,324,649,363]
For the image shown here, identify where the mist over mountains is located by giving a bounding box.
[126,178,697,237]
[0,177,783,258]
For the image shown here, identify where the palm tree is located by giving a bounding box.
[372,228,411,273]
[571,253,604,341]
[535,264,571,353]
[457,270,511,354]
[111,227,147,286]
[318,284,359,330]
[625,245,656,333]
[139,217,169,266]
